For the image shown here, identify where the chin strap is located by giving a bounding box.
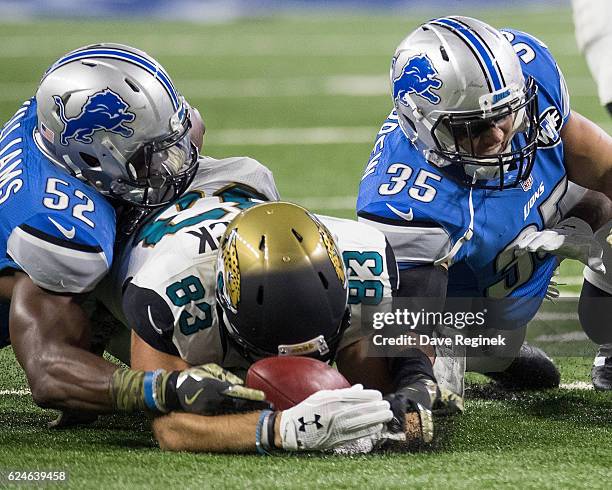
[434,180,475,268]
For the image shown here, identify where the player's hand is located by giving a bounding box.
[607,227,612,248]
[163,363,269,415]
[384,376,438,444]
[279,384,392,451]
[514,217,605,274]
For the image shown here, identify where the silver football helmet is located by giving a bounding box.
[35,43,198,207]
[391,16,539,189]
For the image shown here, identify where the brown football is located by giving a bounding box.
[246,356,351,410]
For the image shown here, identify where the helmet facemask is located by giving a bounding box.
[220,307,351,365]
[428,77,539,190]
[109,111,199,208]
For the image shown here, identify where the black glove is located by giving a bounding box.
[384,375,437,443]
[162,364,271,415]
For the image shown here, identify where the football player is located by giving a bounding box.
[0,43,266,419]
[572,0,612,389]
[356,17,612,400]
[102,194,396,452]
[576,195,612,390]
[572,0,612,116]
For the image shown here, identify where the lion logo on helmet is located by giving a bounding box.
[393,54,443,105]
[54,88,136,146]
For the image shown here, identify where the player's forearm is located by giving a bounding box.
[9,273,157,412]
[9,284,118,411]
[26,343,119,411]
[152,411,281,453]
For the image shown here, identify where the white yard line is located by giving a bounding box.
[534,331,588,342]
[210,122,609,146]
[0,384,595,395]
[0,32,584,59]
[0,74,601,101]
[534,312,580,322]
[0,388,30,396]
[559,381,593,390]
[210,126,376,146]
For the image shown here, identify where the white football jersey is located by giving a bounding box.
[104,180,397,371]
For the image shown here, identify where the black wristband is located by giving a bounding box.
[267,411,279,450]
[389,348,435,390]
[163,371,181,411]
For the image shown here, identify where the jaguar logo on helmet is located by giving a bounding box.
[53,88,135,146]
[221,229,241,311]
[316,221,346,285]
[393,54,443,105]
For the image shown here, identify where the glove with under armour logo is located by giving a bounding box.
[514,217,605,274]
[279,384,392,451]
[162,364,269,415]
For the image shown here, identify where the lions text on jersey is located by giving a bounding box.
[0,99,116,348]
[357,30,571,329]
[105,175,397,370]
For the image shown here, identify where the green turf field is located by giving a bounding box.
[1,8,611,489]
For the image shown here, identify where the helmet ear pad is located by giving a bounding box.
[216,202,350,363]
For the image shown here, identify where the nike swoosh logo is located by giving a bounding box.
[184,388,204,406]
[147,305,163,336]
[48,217,75,239]
[386,203,413,222]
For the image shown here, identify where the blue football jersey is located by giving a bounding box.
[357,30,571,328]
[0,99,116,345]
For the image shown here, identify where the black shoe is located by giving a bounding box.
[485,343,560,390]
[592,357,612,391]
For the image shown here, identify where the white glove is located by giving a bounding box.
[279,384,392,451]
[332,427,406,455]
[607,227,612,248]
[514,217,605,274]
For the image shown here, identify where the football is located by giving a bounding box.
[245,356,351,410]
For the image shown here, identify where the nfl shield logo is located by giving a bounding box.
[521,175,534,192]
